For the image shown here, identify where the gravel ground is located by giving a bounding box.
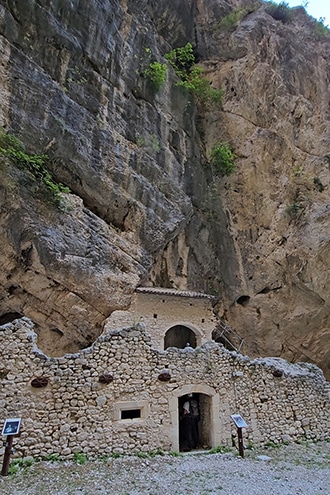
[0,441,329,495]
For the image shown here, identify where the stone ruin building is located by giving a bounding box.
[104,287,220,350]
[0,288,329,459]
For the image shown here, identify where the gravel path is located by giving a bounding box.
[0,441,329,495]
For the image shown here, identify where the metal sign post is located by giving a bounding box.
[1,418,21,476]
[1,435,14,476]
[230,414,248,458]
[237,427,244,458]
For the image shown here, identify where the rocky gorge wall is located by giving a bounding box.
[0,318,329,458]
[0,0,329,378]
[192,0,330,378]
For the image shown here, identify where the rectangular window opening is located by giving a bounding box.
[121,409,141,420]
[114,400,148,421]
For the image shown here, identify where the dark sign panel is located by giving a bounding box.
[231,414,248,428]
[1,418,21,436]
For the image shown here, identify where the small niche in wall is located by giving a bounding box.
[121,409,141,420]
[31,377,49,388]
[98,373,114,384]
[236,295,250,306]
[153,314,157,319]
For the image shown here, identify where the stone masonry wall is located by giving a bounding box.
[104,291,218,349]
[0,318,329,459]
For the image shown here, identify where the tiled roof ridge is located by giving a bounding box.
[135,286,216,300]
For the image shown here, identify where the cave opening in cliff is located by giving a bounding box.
[164,325,197,350]
[236,295,250,306]
[0,312,24,326]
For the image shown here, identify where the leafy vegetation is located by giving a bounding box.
[165,42,195,79]
[264,440,281,448]
[286,202,304,219]
[264,1,293,23]
[148,448,164,457]
[8,462,20,476]
[313,17,329,37]
[136,133,160,153]
[0,128,70,206]
[137,47,167,92]
[217,5,259,30]
[136,449,164,458]
[43,453,61,462]
[144,61,167,90]
[209,142,236,176]
[177,66,223,105]
[109,452,121,458]
[165,42,223,105]
[7,457,35,476]
[168,450,183,457]
[73,452,88,465]
[293,165,303,177]
[136,451,149,459]
[209,445,232,454]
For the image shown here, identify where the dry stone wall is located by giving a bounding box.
[0,318,329,459]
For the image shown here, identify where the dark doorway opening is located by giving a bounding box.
[178,393,211,452]
[164,325,196,349]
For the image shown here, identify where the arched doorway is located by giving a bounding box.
[178,393,212,451]
[164,325,197,349]
[168,384,221,452]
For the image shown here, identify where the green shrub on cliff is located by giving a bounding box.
[0,128,70,205]
[165,42,195,79]
[286,201,304,220]
[165,43,223,105]
[313,17,329,37]
[176,66,223,105]
[264,1,293,23]
[217,4,260,30]
[209,142,236,176]
[144,61,167,90]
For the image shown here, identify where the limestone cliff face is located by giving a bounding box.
[0,1,329,377]
[193,1,330,377]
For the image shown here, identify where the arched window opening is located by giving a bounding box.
[164,325,197,350]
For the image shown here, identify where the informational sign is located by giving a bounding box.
[1,418,21,436]
[230,414,248,428]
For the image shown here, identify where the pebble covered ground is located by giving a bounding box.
[0,441,329,495]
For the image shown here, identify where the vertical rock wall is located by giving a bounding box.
[0,0,329,377]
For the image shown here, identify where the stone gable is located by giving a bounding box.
[104,288,219,350]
